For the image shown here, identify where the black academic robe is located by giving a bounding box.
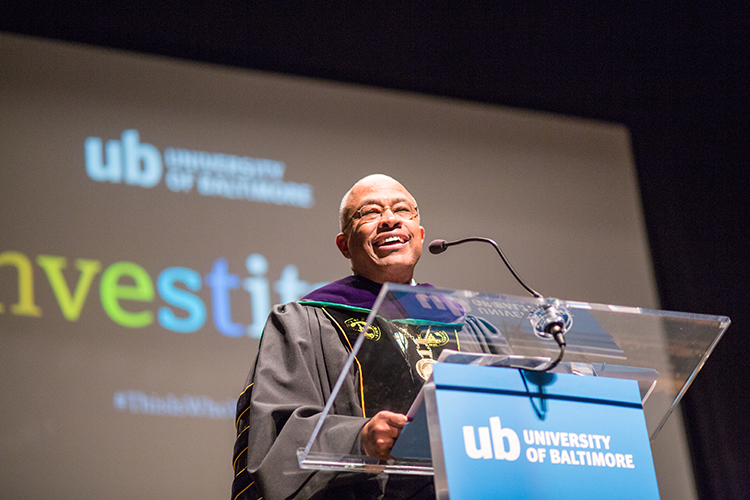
[231,277,506,500]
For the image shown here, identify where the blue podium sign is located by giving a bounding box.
[426,363,660,500]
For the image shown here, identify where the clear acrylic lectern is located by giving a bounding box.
[297,283,730,475]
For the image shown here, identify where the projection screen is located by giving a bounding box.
[0,33,695,500]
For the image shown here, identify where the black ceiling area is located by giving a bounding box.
[2,2,748,498]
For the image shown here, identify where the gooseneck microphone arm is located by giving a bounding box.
[429,236,568,372]
[428,238,542,299]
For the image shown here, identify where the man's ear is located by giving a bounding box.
[336,233,351,258]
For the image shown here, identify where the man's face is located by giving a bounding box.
[336,177,425,284]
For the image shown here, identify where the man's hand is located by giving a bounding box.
[360,411,408,460]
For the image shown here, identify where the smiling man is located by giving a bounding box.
[335,174,425,286]
[232,175,436,500]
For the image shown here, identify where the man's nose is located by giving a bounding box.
[378,207,402,226]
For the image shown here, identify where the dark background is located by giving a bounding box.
[2,2,747,498]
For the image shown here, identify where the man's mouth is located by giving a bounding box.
[374,235,408,248]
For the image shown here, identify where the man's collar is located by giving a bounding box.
[300,274,425,311]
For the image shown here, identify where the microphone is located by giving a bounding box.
[428,239,449,255]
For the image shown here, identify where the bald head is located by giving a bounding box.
[339,174,418,232]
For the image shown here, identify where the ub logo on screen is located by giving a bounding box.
[85,130,162,187]
[84,129,314,207]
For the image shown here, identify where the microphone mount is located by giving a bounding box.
[528,298,571,371]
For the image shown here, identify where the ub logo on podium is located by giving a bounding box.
[463,417,521,461]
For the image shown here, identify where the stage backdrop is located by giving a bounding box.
[0,33,695,500]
